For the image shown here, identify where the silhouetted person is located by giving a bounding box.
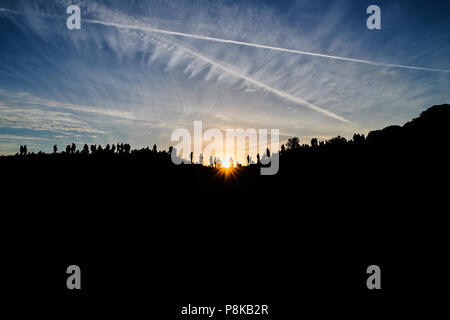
[71,143,76,154]
[153,144,157,152]
[209,155,214,167]
[257,153,261,165]
[266,147,270,158]
[66,145,71,154]
[168,146,173,155]
[247,154,250,165]
[311,138,318,147]
[83,144,89,154]
[53,145,57,154]
[111,144,116,153]
[91,145,97,154]
[190,152,193,164]
[105,144,111,153]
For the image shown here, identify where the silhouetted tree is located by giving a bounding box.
[287,137,300,150]
[328,136,347,146]
[353,133,365,144]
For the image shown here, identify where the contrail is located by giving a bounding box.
[0,8,18,14]
[144,34,354,124]
[85,19,450,73]
[0,7,354,123]
[1,7,449,73]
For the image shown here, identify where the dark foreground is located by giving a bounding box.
[1,105,449,303]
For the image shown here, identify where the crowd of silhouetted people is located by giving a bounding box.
[17,142,160,157]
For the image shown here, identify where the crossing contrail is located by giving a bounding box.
[0,7,354,123]
[86,19,356,124]
[85,19,450,73]
[140,33,355,124]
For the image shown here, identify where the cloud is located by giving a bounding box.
[0,134,51,141]
[0,90,136,120]
[0,0,449,156]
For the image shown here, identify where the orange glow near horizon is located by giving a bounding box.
[213,161,242,183]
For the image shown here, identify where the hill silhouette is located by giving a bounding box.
[1,104,449,299]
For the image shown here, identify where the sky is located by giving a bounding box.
[0,0,449,158]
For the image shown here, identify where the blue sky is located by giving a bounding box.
[0,0,449,155]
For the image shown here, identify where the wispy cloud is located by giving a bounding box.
[0,0,449,155]
[0,90,136,120]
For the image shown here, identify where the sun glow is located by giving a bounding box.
[222,160,231,168]
[213,158,241,183]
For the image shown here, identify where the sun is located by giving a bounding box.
[222,160,231,168]
[213,159,241,183]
